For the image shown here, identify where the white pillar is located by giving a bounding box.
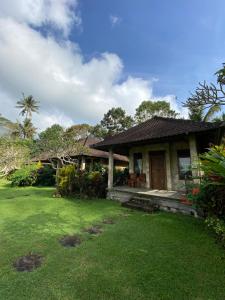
[143,150,150,188]
[189,134,199,183]
[81,156,86,170]
[108,148,114,189]
[165,144,172,190]
[129,150,134,174]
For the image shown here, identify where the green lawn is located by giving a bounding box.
[0,180,224,300]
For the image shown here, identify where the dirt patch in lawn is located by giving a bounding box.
[85,225,102,235]
[102,218,115,225]
[13,253,43,272]
[59,235,82,247]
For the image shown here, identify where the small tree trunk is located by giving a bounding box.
[55,159,63,192]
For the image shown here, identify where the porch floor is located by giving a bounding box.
[112,186,183,201]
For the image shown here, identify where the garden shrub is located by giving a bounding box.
[205,217,225,248]
[57,165,77,196]
[9,164,38,186]
[35,164,56,186]
[187,145,225,218]
[188,182,225,218]
[57,165,107,198]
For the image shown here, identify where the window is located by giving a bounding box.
[134,153,143,175]
[177,150,192,180]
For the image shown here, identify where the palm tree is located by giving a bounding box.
[203,104,221,122]
[16,94,39,119]
[189,104,221,122]
[213,112,225,122]
[19,118,37,139]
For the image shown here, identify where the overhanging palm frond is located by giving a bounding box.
[203,104,221,122]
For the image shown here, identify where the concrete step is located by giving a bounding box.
[122,198,159,213]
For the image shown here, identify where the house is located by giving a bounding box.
[93,117,225,203]
[35,136,128,170]
[77,136,128,170]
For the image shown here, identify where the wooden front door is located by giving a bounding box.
[149,151,166,190]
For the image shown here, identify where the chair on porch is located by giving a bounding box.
[136,173,146,188]
[127,173,137,187]
[128,173,146,188]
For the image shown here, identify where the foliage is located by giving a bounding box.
[200,145,225,184]
[16,94,39,119]
[93,107,134,137]
[188,182,225,218]
[65,124,92,140]
[213,112,225,122]
[135,100,179,124]
[183,63,225,118]
[187,145,225,218]
[9,164,38,186]
[57,165,77,195]
[188,104,221,122]
[188,105,204,121]
[35,124,89,169]
[90,124,108,139]
[35,164,56,186]
[18,118,37,139]
[0,114,17,136]
[57,165,107,198]
[0,137,31,176]
[205,217,225,248]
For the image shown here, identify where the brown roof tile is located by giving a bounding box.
[93,116,225,149]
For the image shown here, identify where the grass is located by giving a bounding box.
[0,180,224,300]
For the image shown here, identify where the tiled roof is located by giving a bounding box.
[34,136,128,162]
[93,116,225,149]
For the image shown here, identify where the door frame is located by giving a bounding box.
[149,150,167,190]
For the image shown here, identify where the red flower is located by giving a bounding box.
[192,187,200,195]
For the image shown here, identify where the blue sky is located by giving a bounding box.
[75,0,224,104]
[0,0,224,130]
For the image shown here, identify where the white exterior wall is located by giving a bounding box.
[128,138,192,191]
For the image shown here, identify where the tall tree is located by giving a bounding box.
[35,124,89,169]
[93,107,134,138]
[65,124,92,140]
[16,94,39,119]
[19,118,37,139]
[135,100,179,124]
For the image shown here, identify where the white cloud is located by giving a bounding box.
[0,1,181,131]
[0,0,81,37]
[110,15,121,27]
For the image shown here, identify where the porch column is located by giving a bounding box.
[144,150,150,188]
[81,156,86,170]
[165,144,172,190]
[129,150,134,174]
[189,134,199,183]
[108,148,114,189]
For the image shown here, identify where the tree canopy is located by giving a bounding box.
[16,94,39,119]
[35,124,89,168]
[92,107,134,138]
[135,100,179,124]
